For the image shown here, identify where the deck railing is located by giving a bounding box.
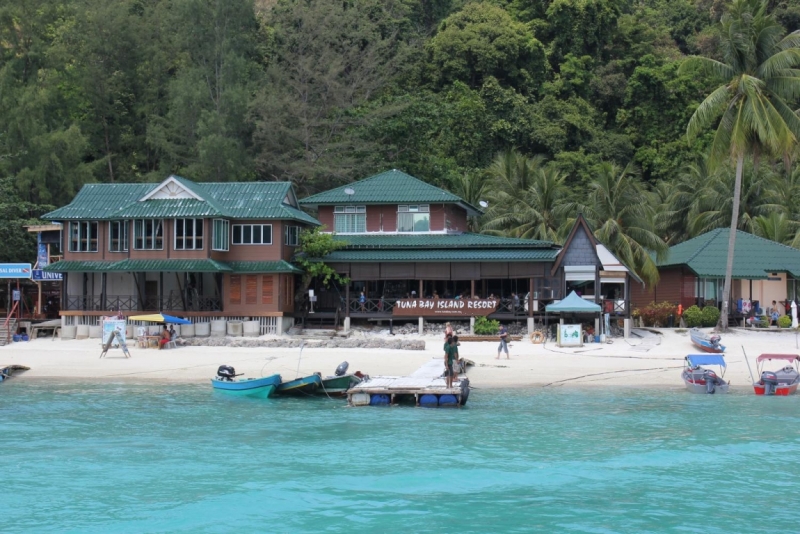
[64,294,221,312]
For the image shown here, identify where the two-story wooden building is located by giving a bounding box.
[300,170,639,332]
[42,175,319,334]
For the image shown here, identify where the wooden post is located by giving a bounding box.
[101,272,107,311]
[159,272,164,310]
[419,279,423,298]
[529,278,534,317]
[481,279,487,299]
[36,281,42,317]
[345,283,350,317]
[471,280,475,298]
[176,272,186,311]
[61,273,68,311]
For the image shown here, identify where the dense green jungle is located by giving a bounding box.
[3,0,800,282]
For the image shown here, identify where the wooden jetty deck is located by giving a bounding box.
[347,358,471,407]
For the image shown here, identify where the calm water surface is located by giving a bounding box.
[1,380,799,533]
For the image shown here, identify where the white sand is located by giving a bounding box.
[2,328,797,390]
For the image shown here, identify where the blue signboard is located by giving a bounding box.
[0,263,32,279]
[32,270,63,282]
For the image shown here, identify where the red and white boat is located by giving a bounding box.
[752,354,800,396]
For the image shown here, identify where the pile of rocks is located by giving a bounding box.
[423,321,470,336]
[178,336,425,350]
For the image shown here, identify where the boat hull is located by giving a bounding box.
[211,374,281,399]
[689,328,725,353]
[319,374,362,395]
[753,381,799,396]
[681,368,729,394]
[275,374,322,395]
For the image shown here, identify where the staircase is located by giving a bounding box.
[0,319,18,346]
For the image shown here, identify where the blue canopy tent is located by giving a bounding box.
[545,291,602,346]
[129,313,192,325]
[545,291,602,313]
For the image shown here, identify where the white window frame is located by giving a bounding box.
[285,225,300,246]
[213,219,230,251]
[232,224,273,245]
[397,204,430,232]
[69,221,98,252]
[133,219,164,250]
[174,218,204,250]
[108,220,129,252]
[333,205,366,234]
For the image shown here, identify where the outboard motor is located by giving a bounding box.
[216,365,236,382]
[709,334,722,348]
[334,361,349,377]
[761,371,778,395]
[703,369,718,394]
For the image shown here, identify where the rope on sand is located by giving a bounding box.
[542,365,683,387]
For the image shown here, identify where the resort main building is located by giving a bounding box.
[43,170,638,334]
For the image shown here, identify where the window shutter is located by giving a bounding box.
[246,275,257,304]
[230,275,241,305]
[262,275,274,304]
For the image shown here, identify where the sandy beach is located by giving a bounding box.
[3,327,797,390]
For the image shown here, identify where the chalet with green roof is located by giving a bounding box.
[42,175,318,331]
[298,171,638,326]
[631,228,800,318]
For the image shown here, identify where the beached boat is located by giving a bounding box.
[752,354,800,396]
[681,355,729,394]
[689,328,725,353]
[210,365,281,398]
[275,374,322,395]
[318,362,365,396]
[0,364,29,382]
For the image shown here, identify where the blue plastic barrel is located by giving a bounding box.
[419,394,439,407]
[369,394,390,406]
[439,394,458,406]
[594,335,600,343]
[12,334,20,342]
[21,334,29,342]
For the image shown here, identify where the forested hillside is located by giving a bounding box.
[3,0,800,274]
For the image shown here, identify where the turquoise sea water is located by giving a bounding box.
[2,381,799,533]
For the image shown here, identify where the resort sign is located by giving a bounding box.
[0,263,32,279]
[393,298,498,317]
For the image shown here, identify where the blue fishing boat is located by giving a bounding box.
[689,328,725,353]
[0,364,29,382]
[275,373,322,395]
[210,365,281,398]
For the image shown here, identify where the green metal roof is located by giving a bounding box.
[299,169,482,214]
[322,249,559,262]
[335,233,553,249]
[42,258,305,274]
[43,261,118,272]
[227,261,303,274]
[108,259,234,272]
[42,184,154,220]
[659,228,800,279]
[42,177,319,225]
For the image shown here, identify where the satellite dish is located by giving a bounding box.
[344,187,355,196]
[479,200,489,208]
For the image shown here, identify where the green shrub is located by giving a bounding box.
[682,305,703,327]
[778,315,792,328]
[757,317,770,328]
[701,306,720,327]
[474,316,500,335]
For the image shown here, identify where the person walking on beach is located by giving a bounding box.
[496,324,509,359]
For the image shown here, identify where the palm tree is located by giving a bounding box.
[579,162,667,286]
[680,0,800,330]
[753,212,798,244]
[481,149,571,241]
[658,157,719,244]
[448,171,490,232]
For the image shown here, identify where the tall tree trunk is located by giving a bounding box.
[718,152,745,331]
[103,118,115,183]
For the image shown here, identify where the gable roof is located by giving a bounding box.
[299,169,482,215]
[659,228,800,279]
[42,177,319,225]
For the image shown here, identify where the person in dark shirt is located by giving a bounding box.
[444,336,456,388]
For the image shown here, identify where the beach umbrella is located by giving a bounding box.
[129,313,192,325]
